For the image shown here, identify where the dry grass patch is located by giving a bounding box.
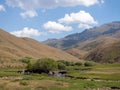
[29,80,70,88]
[0,79,70,90]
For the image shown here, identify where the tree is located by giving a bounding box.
[27,58,58,73]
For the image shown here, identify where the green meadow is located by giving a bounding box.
[0,59,120,90]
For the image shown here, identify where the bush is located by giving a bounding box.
[58,60,74,66]
[84,61,96,66]
[27,58,58,73]
[58,62,66,70]
[19,57,32,64]
[75,62,83,66]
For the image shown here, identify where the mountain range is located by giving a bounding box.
[44,21,120,63]
[0,21,120,63]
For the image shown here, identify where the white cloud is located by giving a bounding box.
[20,10,37,18]
[59,10,97,29]
[10,27,43,37]
[0,4,6,11]
[43,21,72,33]
[57,0,99,7]
[43,10,98,32]
[78,23,92,29]
[5,0,104,18]
[6,0,39,18]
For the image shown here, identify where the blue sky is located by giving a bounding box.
[0,0,120,41]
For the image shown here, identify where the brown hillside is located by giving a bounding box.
[77,36,119,51]
[65,48,88,59]
[0,29,79,61]
[65,36,119,60]
[86,41,120,63]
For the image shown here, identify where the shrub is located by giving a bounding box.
[58,62,66,70]
[58,60,74,66]
[75,62,83,66]
[27,58,58,74]
[84,61,96,66]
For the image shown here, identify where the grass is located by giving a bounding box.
[19,81,29,86]
[0,63,120,90]
[0,71,21,77]
[0,76,119,90]
[0,77,120,90]
[66,63,120,80]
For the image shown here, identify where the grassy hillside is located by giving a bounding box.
[86,41,120,63]
[65,48,88,59]
[0,29,79,61]
[66,36,119,60]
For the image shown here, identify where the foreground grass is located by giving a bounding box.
[0,63,120,90]
[0,75,120,90]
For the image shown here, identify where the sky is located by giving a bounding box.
[0,0,120,41]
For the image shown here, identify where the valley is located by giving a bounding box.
[0,21,120,90]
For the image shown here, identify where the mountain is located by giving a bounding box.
[86,41,120,63]
[44,21,120,50]
[0,29,79,61]
[44,21,120,63]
